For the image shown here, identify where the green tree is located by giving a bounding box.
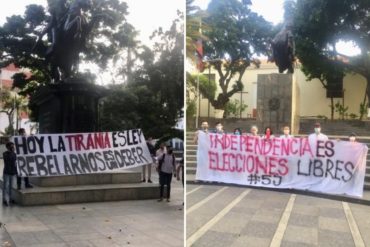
[100,15,184,140]
[293,0,370,115]
[203,0,272,109]
[0,0,134,93]
[0,88,28,135]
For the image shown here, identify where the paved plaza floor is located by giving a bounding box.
[0,166,184,247]
[186,184,370,247]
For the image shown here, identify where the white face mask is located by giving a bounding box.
[283,129,290,135]
[314,128,321,134]
[349,136,356,142]
[216,126,222,131]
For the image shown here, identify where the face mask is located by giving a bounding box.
[284,130,290,135]
[314,128,321,134]
[216,126,222,131]
[234,131,240,135]
[349,137,356,142]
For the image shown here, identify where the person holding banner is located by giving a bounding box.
[349,132,357,142]
[233,128,242,135]
[249,125,259,137]
[280,125,293,138]
[193,121,209,144]
[2,142,17,206]
[16,128,33,189]
[214,122,224,134]
[308,122,328,143]
[142,137,155,183]
[262,127,274,139]
[158,147,177,202]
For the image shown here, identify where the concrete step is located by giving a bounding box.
[186,167,196,175]
[0,180,159,206]
[187,155,196,161]
[29,171,141,187]
[186,162,196,168]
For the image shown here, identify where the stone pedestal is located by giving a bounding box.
[257,73,300,134]
[30,78,108,133]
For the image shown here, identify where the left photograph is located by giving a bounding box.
[0,0,184,246]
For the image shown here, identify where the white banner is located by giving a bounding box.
[196,132,368,197]
[11,129,152,177]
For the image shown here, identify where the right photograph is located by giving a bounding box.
[186,0,370,246]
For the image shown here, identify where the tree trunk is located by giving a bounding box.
[366,76,370,108]
[330,97,334,120]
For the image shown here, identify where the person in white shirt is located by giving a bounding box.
[214,122,224,134]
[249,125,259,137]
[308,123,328,150]
[193,121,209,144]
[280,125,293,138]
[349,132,357,142]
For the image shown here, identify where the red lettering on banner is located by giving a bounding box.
[104,132,111,148]
[301,138,313,157]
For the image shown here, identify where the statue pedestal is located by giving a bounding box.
[256,73,300,134]
[30,78,107,133]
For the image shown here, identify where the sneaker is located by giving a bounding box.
[25,184,33,188]
[157,198,163,202]
[10,200,15,204]
[3,201,8,207]
[166,198,170,202]
[148,179,152,183]
[141,179,146,183]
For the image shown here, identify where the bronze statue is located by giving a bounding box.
[268,24,295,73]
[36,0,96,81]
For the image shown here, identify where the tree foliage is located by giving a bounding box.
[0,0,135,93]
[100,15,184,140]
[202,0,272,109]
[0,88,28,135]
[293,0,370,112]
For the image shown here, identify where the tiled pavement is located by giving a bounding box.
[0,168,184,247]
[186,184,370,247]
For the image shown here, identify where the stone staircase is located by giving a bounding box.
[186,130,370,190]
[0,170,159,206]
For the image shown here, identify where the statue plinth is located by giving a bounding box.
[30,78,108,134]
[256,73,300,134]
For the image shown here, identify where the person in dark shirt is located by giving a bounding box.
[3,142,17,206]
[17,128,33,189]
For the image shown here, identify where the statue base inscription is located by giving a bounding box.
[257,73,300,134]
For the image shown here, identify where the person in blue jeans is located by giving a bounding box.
[2,142,18,206]
[157,147,176,202]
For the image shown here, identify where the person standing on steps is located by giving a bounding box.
[193,121,209,144]
[2,142,17,206]
[157,147,176,202]
[142,137,155,183]
[280,125,293,138]
[17,128,33,189]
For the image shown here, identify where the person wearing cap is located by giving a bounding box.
[308,123,328,148]
[349,133,357,142]
[193,121,209,144]
[280,125,293,138]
